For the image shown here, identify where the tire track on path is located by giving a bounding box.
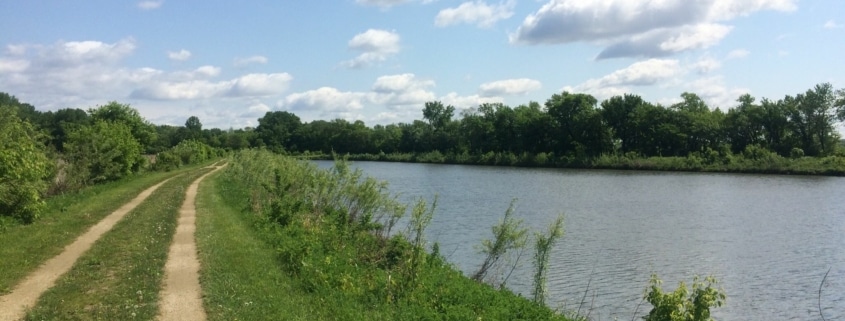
[157,164,226,321]
[0,177,175,321]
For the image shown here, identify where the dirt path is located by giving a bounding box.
[157,164,226,321]
[0,178,174,321]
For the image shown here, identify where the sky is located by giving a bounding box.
[0,0,843,129]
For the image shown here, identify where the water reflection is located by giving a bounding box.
[316,160,845,320]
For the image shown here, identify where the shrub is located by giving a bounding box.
[0,106,53,223]
[64,120,142,185]
[643,275,725,321]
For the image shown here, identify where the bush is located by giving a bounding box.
[0,106,53,223]
[153,139,215,171]
[643,275,725,321]
[64,120,142,185]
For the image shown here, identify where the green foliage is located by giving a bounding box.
[643,275,726,321]
[64,120,143,185]
[0,106,53,223]
[88,101,157,152]
[472,200,529,284]
[220,149,570,320]
[533,215,564,305]
[154,139,216,171]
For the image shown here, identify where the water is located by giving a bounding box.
[315,160,845,320]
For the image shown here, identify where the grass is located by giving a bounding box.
[23,166,212,320]
[196,169,343,321]
[206,150,574,320]
[0,163,212,295]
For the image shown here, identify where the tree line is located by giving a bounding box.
[252,83,845,159]
[2,83,843,223]
[1,93,219,224]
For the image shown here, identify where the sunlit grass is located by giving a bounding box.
[0,163,211,295]
[24,167,211,320]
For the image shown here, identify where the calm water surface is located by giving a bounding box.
[316,160,845,320]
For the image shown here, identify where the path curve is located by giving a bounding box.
[0,177,175,321]
[157,164,226,321]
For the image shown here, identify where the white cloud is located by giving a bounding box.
[6,44,27,55]
[590,59,682,87]
[686,76,748,109]
[435,1,515,28]
[342,29,401,69]
[0,38,143,107]
[167,49,191,61]
[371,73,437,107]
[168,65,221,81]
[228,73,293,96]
[479,78,542,96]
[658,24,732,52]
[130,72,292,100]
[0,59,30,73]
[242,102,272,118]
[511,0,796,58]
[727,49,750,59]
[137,0,163,10]
[439,92,503,109]
[692,57,721,74]
[562,59,683,100]
[234,55,268,67]
[824,20,843,29]
[281,87,368,113]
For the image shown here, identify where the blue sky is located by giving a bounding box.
[0,0,842,129]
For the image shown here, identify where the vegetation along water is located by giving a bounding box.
[2,82,845,320]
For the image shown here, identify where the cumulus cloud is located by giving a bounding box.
[439,92,503,109]
[562,59,682,99]
[0,38,143,107]
[0,59,30,73]
[371,73,436,107]
[727,49,750,59]
[435,1,515,28]
[479,78,541,96]
[824,20,843,29]
[228,73,293,96]
[130,72,292,100]
[511,0,796,58]
[241,101,272,118]
[137,0,163,10]
[692,57,721,74]
[342,29,401,69]
[234,55,269,67]
[686,76,749,108]
[167,49,191,61]
[281,87,368,113]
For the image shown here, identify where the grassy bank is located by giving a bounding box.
[23,166,212,320]
[208,149,572,320]
[0,162,214,295]
[300,149,845,176]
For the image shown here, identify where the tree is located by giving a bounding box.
[545,92,612,157]
[725,94,765,153]
[422,101,455,131]
[89,102,157,153]
[185,116,202,141]
[256,111,301,152]
[64,120,143,185]
[601,94,646,153]
[784,83,843,156]
[0,106,53,223]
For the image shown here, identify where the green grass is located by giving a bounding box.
[0,163,212,295]
[203,150,574,320]
[23,166,212,320]
[196,169,339,321]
